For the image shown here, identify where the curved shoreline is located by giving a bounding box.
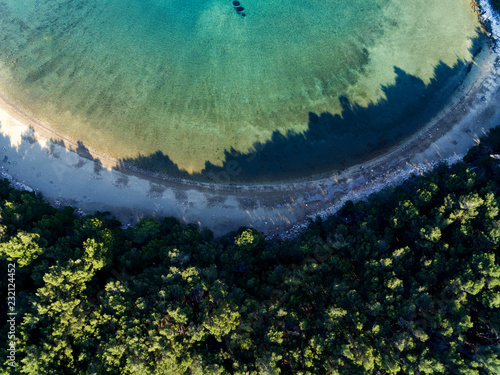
[0,7,499,237]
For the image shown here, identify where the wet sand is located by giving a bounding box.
[0,12,500,238]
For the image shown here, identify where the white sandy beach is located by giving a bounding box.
[0,2,499,237]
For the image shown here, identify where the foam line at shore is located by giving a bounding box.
[480,0,500,50]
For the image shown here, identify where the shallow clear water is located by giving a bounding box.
[0,0,481,181]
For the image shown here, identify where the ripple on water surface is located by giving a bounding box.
[0,0,482,182]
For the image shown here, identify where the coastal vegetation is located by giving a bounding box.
[1,126,500,374]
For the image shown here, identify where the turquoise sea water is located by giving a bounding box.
[0,0,482,182]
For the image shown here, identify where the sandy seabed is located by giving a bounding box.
[1,4,500,238]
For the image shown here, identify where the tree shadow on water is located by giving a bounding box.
[118,37,485,184]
